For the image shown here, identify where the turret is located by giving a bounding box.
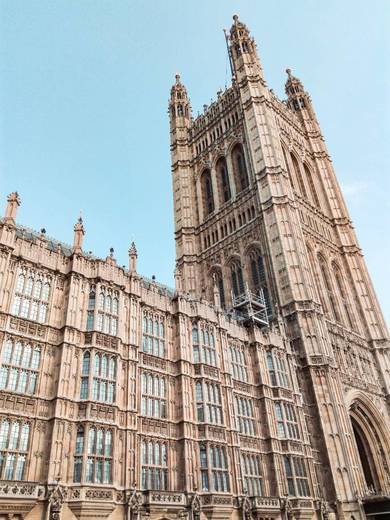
[4,192,21,226]
[169,73,191,133]
[285,68,320,128]
[128,241,137,274]
[227,15,266,85]
[72,217,85,254]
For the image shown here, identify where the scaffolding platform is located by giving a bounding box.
[231,284,269,327]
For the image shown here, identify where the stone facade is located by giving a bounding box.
[0,15,389,520]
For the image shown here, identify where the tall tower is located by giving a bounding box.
[169,15,390,519]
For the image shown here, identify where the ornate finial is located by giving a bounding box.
[128,241,137,256]
[233,14,239,22]
[286,68,292,78]
[128,241,138,273]
[73,215,85,254]
[4,192,21,224]
[175,73,181,83]
[109,247,114,257]
[40,228,46,235]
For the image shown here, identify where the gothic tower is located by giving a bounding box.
[169,15,390,519]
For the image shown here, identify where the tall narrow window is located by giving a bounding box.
[216,157,231,203]
[332,263,354,329]
[141,440,168,490]
[275,402,300,439]
[199,444,229,492]
[141,373,167,419]
[304,164,321,208]
[79,427,112,484]
[213,271,225,309]
[241,452,263,496]
[229,343,248,382]
[202,169,215,216]
[0,339,41,395]
[291,154,307,198]
[284,456,310,497]
[231,261,244,298]
[267,351,289,388]
[88,353,116,403]
[96,289,119,336]
[234,395,256,435]
[195,381,223,425]
[0,420,29,480]
[86,289,95,331]
[249,251,272,317]
[192,324,217,366]
[232,143,249,192]
[318,255,340,322]
[142,312,165,358]
[282,147,296,191]
[12,269,50,324]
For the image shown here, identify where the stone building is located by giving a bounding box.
[0,14,389,520]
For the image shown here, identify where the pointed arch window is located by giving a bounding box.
[192,323,217,366]
[249,251,272,317]
[141,439,168,490]
[87,286,119,336]
[234,395,256,435]
[0,338,41,395]
[12,268,51,324]
[142,311,165,358]
[332,263,354,329]
[318,255,340,322]
[241,452,263,496]
[213,271,225,308]
[303,164,321,208]
[291,154,307,198]
[282,147,296,191]
[0,419,30,480]
[73,426,112,484]
[199,444,229,492]
[232,144,249,192]
[141,373,167,419]
[79,351,116,403]
[231,261,244,298]
[216,157,231,203]
[201,169,214,216]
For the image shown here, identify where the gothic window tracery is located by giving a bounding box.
[192,323,217,366]
[232,143,249,192]
[0,338,41,395]
[284,456,310,496]
[195,380,223,424]
[275,402,300,439]
[231,260,245,298]
[216,157,231,203]
[86,286,119,336]
[141,373,167,419]
[229,343,248,382]
[199,443,230,492]
[12,268,51,324]
[234,395,256,435]
[79,351,116,404]
[73,426,112,484]
[142,311,165,358]
[332,263,354,329]
[141,439,168,490]
[241,452,263,496]
[304,163,321,208]
[0,419,30,481]
[201,169,215,217]
[267,351,289,388]
[248,250,272,317]
[291,154,307,199]
[318,255,340,322]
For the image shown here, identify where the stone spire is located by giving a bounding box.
[169,73,192,129]
[128,241,137,273]
[4,192,21,225]
[228,15,265,85]
[72,216,85,254]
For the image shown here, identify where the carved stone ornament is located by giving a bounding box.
[48,483,66,520]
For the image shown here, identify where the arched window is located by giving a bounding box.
[249,251,272,317]
[12,269,50,324]
[141,440,168,490]
[201,169,214,216]
[78,426,112,484]
[291,154,307,198]
[142,312,165,358]
[318,255,340,322]
[212,270,225,308]
[281,147,296,191]
[0,339,41,395]
[216,157,231,203]
[0,419,30,480]
[303,164,320,208]
[88,353,116,404]
[332,263,354,329]
[141,373,167,418]
[232,144,249,193]
[231,261,244,298]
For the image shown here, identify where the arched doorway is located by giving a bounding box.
[351,415,377,491]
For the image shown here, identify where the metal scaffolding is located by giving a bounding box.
[231,283,269,327]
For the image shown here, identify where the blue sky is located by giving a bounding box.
[0,0,389,323]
